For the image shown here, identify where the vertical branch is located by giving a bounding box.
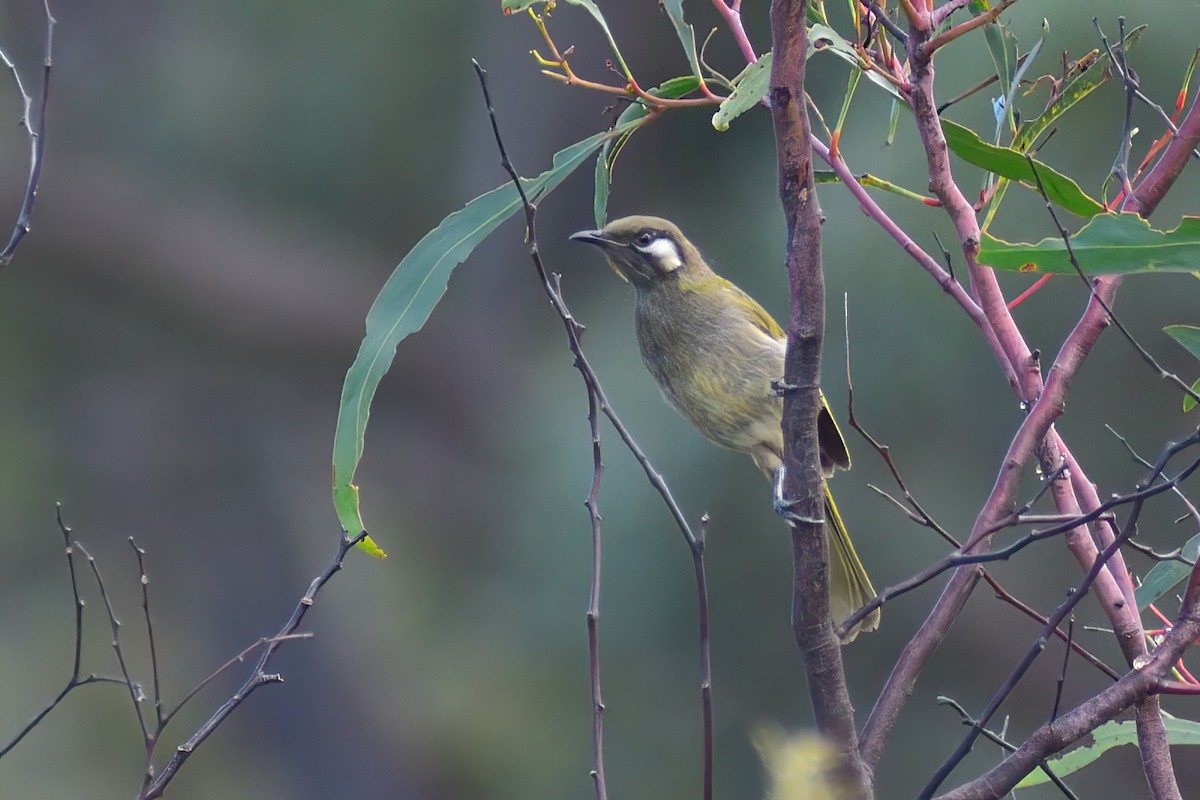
[582,385,608,800]
[694,516,714,800]
[770,2,871,796]
[473,63,714,800]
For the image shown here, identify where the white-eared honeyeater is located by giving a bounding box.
[570,215,879,642]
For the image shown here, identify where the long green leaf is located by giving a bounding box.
[334,125,632,555]
[661,0,704,83]
[984,20,1018,134]
[979,214,1200,274]
[1014,25,1146,151]
[980,26,1144,231]
[1016,717,1200,787]
[1135,530,1200,609]
[943,120,1104,218]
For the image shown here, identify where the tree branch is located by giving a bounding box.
[935,578,1200,800]
[473,61,715,800]
[140,530,366,799]
[0,0,54,266]
[770,2,872,797]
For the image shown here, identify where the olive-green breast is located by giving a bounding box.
[633,276,785,456]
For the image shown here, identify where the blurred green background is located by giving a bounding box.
[1,2,1198,798]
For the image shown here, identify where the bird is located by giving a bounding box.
[570,215,879,642]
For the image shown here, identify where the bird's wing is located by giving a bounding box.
[721,277,787,341]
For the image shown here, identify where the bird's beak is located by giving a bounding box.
[569,229,610,247]
[570,228,633,284]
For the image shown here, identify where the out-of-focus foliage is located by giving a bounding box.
[754,726,850,800]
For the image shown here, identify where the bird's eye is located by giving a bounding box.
[635,231,656,247]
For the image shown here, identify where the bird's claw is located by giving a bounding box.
[770,378,798,397]
[773,467,821,525]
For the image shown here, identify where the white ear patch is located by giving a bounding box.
[640,237,683,272]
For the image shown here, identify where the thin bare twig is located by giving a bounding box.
[924,434,1197,798]
[129,538,165,730]
[0,0,55,265]
[844,299,1120,682]
[473,60,714,800]
[936,697,1079,800]
[78,540,149,741]
[841,437,1200,638]
[0,506,126,759]
[937,568,1200,800]
[139,530,366,799]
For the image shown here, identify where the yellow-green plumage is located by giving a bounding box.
[571,215,879,642]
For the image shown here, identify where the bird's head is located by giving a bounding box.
[570,215,706,290]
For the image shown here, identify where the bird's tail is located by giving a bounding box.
[824,485,880,643]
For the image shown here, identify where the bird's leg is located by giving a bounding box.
[773,466,823,526]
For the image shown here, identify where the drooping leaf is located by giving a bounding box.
[979,214,1200,274]
[885,96,901,146]
[1135,531,1200,609]
[334,124,634,555]
[984,20,1019,133]
[835,63,862,135]
[595,76,698,225]
[712,52,772,132]
[661,0,704,83]
[996,21,1046,141]
[1014,24,1146,151]
[943,120,1103,218]
[1016,717,1200,787]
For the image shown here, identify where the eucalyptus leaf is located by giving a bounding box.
[984,20,1018,129]
[810,23,904,100]
[1016,717,1200,787]
[713,23,903,133]
[979,214,1200,274]
[1014,25,1146,151]
[334,124,635,555]
[943,120,1103,218]
[1135,530,1200,609]
[662,0,703,82]
[713,52,772,132]
[1165,325,1200,361]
